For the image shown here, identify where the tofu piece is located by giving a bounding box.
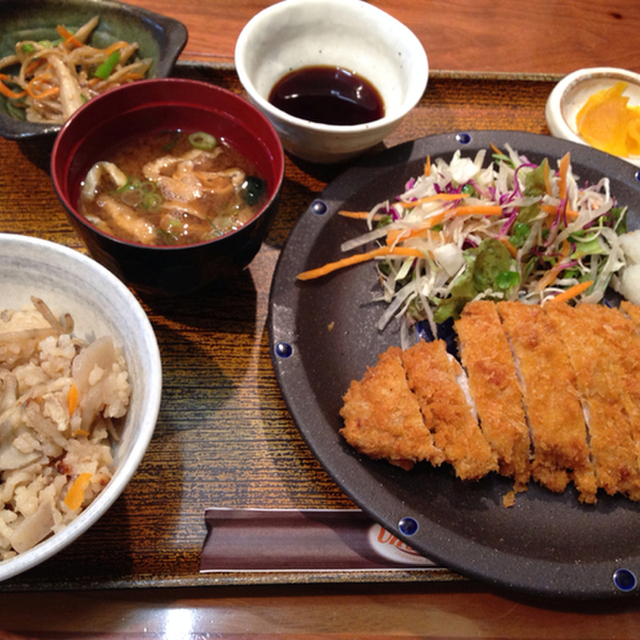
[340,346,444,470]
[497,301,597,501]
[455,300,531,490]
[401,339,497,481]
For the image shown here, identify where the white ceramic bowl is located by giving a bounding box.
[545,66,640,168]
[235,0,429,164]
[0,233,162,582]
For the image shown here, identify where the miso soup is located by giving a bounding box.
[79,130,267,246]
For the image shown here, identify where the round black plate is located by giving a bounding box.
[268,130,640,599]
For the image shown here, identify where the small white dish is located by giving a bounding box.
[545,66,640,168]
[235,0,428,164]
[0,233,162,583]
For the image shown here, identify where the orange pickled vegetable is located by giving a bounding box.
[576,81,640,157]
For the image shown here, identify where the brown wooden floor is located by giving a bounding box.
[128,0,640,75]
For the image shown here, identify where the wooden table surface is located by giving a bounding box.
[127,0,640,74]
[2,1,640,638]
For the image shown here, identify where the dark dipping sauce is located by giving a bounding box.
[268,65,384,126]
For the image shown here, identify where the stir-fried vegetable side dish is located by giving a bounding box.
[298,145,633,336]
[80,130,267,246]
[0,16,152,124]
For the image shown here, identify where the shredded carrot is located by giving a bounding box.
[537,263,565,291]
[541,203,579,219]
[536,241,571,291]
[387,204,504,244]
[26,73,60,100]
[119,72,145,83]
[424,155,431,176]
[25,58,46,75]
[57,24,83,49]
[64,473,92,511]
[548,280,594,304]
[338,210,372,219]
[72,429,90,438]
[451,204,503,217]
[400,193,467,208]
[490,142,503,156]
[386,226,446,246]
[0,75,26,99]
[103,40,129,56]
[297,246,425,281]
[67,383,79,415]
[498,236,518,258]
[28,85,60,100]
[338,210,386,221]
[557,152,571,201]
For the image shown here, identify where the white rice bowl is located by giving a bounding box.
[0,233,161,582]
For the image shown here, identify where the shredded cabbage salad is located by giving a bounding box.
[298,144,630,337]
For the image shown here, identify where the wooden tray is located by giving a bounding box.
[0,63,559,591]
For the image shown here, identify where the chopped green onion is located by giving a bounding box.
[143,192,163,213]
[94,51,120,79]
[5,100,26,120]
[188,131,217,150]
[21,43,36,53]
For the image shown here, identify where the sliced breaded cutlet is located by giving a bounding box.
[617,303,640,447]
[455,300,531,491]
[497,301,597,502]
[544,302,640,500]
[339,346,444,470]
[571,303,640,499]
[620,300,640,329]
[402,339,498,481]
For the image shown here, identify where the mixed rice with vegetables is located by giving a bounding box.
[0,297,130,559]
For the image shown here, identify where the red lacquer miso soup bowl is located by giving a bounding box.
[51,78,285,296]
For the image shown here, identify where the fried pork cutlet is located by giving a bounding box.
[618,301,640,425]
[339,346,444,470]
[402,339,497,481]
[454,300,531,490]
[621,300,640,329]
[497,301,597,502]
[544,302,640,501]
[589,304,640,491]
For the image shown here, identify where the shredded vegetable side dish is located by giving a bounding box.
[0,16,152,124]
[298,144,636,337]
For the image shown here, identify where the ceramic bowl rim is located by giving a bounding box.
[234,0,429,135]
[0,232,162,582]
